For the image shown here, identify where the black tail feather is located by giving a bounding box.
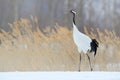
[90,39,99,57]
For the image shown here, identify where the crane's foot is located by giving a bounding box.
[78,69,80,72]
[91,68,93,71]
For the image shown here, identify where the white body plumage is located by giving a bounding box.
[73,23,92,54]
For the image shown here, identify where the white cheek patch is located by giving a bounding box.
[72,10,76,14]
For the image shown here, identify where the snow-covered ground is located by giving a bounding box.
[0,72,120,80]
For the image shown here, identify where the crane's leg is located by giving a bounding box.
[93,55,96,70]
[78,54,81,72]
[86,54,93,71]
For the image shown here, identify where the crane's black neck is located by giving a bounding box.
[73,13,76,25]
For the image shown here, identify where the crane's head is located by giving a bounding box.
[70,9,76,15]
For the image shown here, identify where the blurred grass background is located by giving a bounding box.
[0,16,120,71]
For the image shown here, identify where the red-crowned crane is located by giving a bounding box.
[70,9,99,71]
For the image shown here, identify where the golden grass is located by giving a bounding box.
[0,16,120,71]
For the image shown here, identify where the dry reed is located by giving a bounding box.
[0,16,120,71]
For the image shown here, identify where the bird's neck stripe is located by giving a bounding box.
[73,14,76,25]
